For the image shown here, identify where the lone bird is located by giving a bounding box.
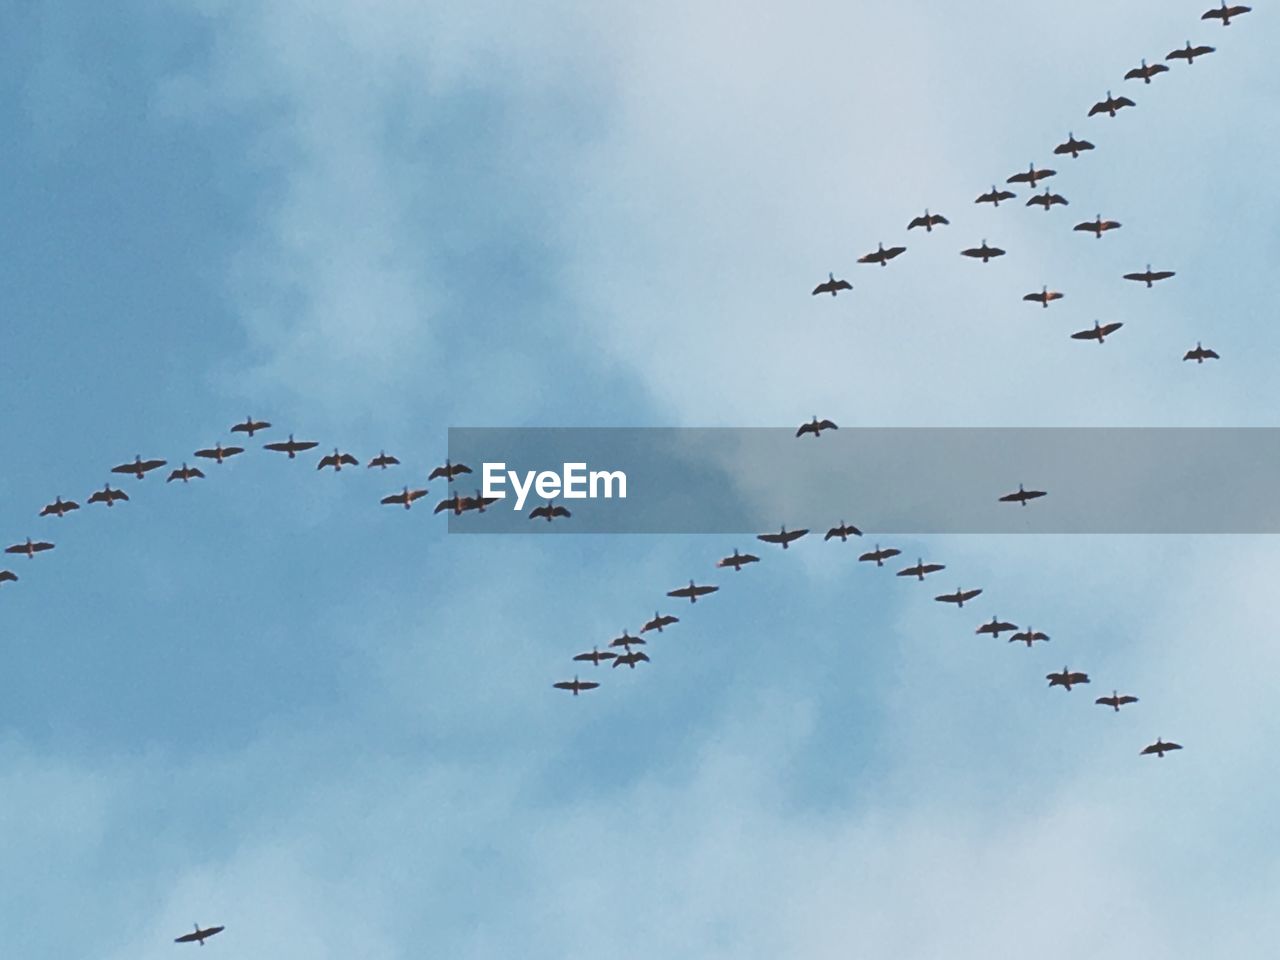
[717,548,760,571]
[529,501,571,522]
[796,416,837,438]
[612,650,651,669]
[999,483,1047,505]
[368,451,400,469]
[1006,163,1056,188]
[174,924,224,946]
[976,617,1018,638]
[1027,188,1068,211]
[1167,41,1214,64]
[857,242,906,267]
[1053,132,1094,159]
[961,240,1005,263]
[609,630,645,650]
[641,611,679,633]
[975,186,1016,207]
[1074,215,1122,238]
[1124,264,1175,288]
[1071,320,1124,344]
[317,448,359,472]
[858,544,901,567]
[39,496,79,517]
[667,580,719,603]
[111,455,167,480]
[429,460,473,481]
[1023,286,1064,308]
[1202,2,1251,25]
[87,484,129,507]
[1125,59,1169,84]
[553,676,600,695]
[1088,91,1135,118]
[230,416,271,436]
[907,210,949,232]
[262,434,318,459]
[811,273,852,297]
[167,463,205,483]
[1141,738,1182,758]
[1010,628,1049,647]
[1096,691,1139,712]
[0,570,15,585]
[935,587,983,607]
[898,558,945,581]
[1184,342,1220,363]
[757,525,808,549]
[574,647,617,666]
[5,537,54,559]
[1047,666,1090,691]
[824,521,862,541]
[381,486,429,510]
[194,442,244,465]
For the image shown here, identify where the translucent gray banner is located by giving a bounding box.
[443,428,1280,534]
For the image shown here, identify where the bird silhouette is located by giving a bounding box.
[381,486,429,510]
[166,463,205,484]
[907,210,949,232]
[717,548,760,571]
[230,416,271,436]
[975,186,1016,207]
[1141,738,1182,757]
[857,242,907,266]
[368,451,400,469]
[999,483,1047,505]
[1167,41,1214,64]
[174,924,224,946]
[934,587,983,607]
[0,570,16,585]
[1096,691,1139,712]
[573,647,617,666]
[961,240,1005,263]
[1010,628,1049,648]
[553,676,600,695]
[428,460,473,481]
[812,273,852,296]
[1006,163,1056,188]
[667,580,718,603]
[612,650,651,669]
[1027,188,1068,211]
[194,442,244,465]
[87,484,129,507]
[1053,133,1095,159]
[897,558,945,580]
[1183,342,1220,363]
[1123,264,1176,288]
[796,416,837,438]
[824,521,862,541]
[858,544,901,567]
[5,537,54,559]
[317,448,359,471]
[641,611,679,633]
[1071,320,1124,344]
[757,525,809,549]
[529,502,571,522]
[111,455,167,480]
[1074,214,1121,238]
[1023,286,1064,308]
[1046,666,1090,690]
[434,491,466,515]
[1124,59,1169,84]
[608,630,645,650]
[976,617,1018,638]
[39,496,79,517]
[1088,91,1135,117]
[263,434,318,459]
[1202,2,1251,25]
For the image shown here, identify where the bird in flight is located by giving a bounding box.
[230,416,271,436]
[999,483,1047,505]
[111,455,167,480]
[381,486,429,510]
[796,416,837,438]
[717,548,760,571]
[1046,666,1090,691]
[811,272,853,297]
[1124,59,1169,84]
[174,924,224,946]
[961,240,1005,263]
[1123,264,1176,288]
[262,434,318,459]
[976,617,1018,638]
[824,521,862,542]
[0,570,16,586]
[529,502,571,522]
[1027,188,1068,211]
[553,676,600,695]
[1023,286,1064,308]
[88,484,129,507]
[194,442,245,465]
[429,459,473,481]
[641,611,679,633]
[167,463,205,484]
[609,630,645,650]
[934,587,983,607]
[757,525,809,549]
[1183,342,1220,364]
[368,451,400,469]
[1141,738,1182,758]
[857,242,907,267]
[1202,2,1250,25]
[898,558,945,581]
[1167,41,1214,64]
[317,448,359,472]
[858,544,901,567]
[574,647,617,666]
[39,496,79,518]
[461,490,500,513]
[1096,691,1139,712]
[667,580,718,603]
[1054,132,1094,159]
[975,186,1016,207]
[612,650,651,669]
[1074,214,1122,238]
[434,491,466,516]
[907,210,949,232]
[1088,91,1135,118]
[1071,320,1124,344]
[5,537,54,559]
[1010,627,1049,648]
[1006,163,1056,188]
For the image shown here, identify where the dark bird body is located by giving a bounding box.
[757,526,808,549]
[88,484,129,507]
[1089,91,1135,118]
[1125,59,1168,84]
[381,486,429,510]
[175,924,224,946]
[1047,666,1090,690]
[961,240,1005,263]
[1010,628,1049,647]
[167,463,205,483]
[263,434,319,459]
[1141,738,1182,757]
[609,630,644,650]
[796,416,837,438]
[1023,287,1064,308]
[1054,133,1095,159]
[231,417,271,436]
[368,451,400,469]
[1184,342,1220,363]
[642,611,679,633]
[667,580,719,603]
[5,537,54,559]
[195,442,245,465]
[999,483,1047,505]
[553,676,600,695]
[612,650,650,669]
[574,647,617,666]
[976,186,1016,207]
[1167,41,1215,64]
[898,558,945,580]
[1071,320,1123,343]
[317,448,359,471]
[435,492,466,515]
[1096,690,1139,712]
[1124,264,1175,288]
[1027,189,1068,211]
[111,455,167,480]
[824,521,862,541]
[717,548,760,571]
[908,210,949,232]
[1074,215,1121,238]
[935,587,982,607]
[1202,2,1251,25]
[976,617,1018,638]
[859,544,901,567]
[429,460,473,482]
[857,242,906,267]
[529,502,571,522]
[40,496,79,517]
[1007,163,1056,188]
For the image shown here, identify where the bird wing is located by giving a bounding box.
[428,466,448,480]
[1022,293,1044,302]
[757,533,784,543]
[1100,322,1124,336]
[0,571,15,582]
[340,454,358,465]
[110,463,137,474]
[693,585,718,595]
[884,246,905,259]
[1068,673,1090,684]
[1118,695,1139,705]
[921,563,945,573]
[1024,490,1046,499]
[960,589,982,601]
[1088,101,1107,115]
[1095,696,1117,706]
[381,493,407,505]
[1006,172,1031,184]
[817,420,837,430]
[88,491,106,503]
[529,506,550,519]
[1150,270,1175,280]
[795,423,814,437]
[907,217,926,229]
[223,446,244,456]
[1072,222,1096,232]
[195,449,219,459]
[856,251,882,264]
[933,214,950,224]
[1070,329,1097,340]
[552,506,572,517]
[1123,67,1144,80]
[553,681,575,690]
[1203,349,1219,359]
[578,681,600,690]
[317,454,337,469]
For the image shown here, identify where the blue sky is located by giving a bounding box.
[1,1,1277,957]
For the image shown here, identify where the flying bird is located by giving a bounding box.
[461,490,499,513]
[717,548,760,571]
[553,676,600,695]
[961,240,1005,263]
[1071,320,1124,344]
[429,459,473,481]
[434,491,466,515]
[1010,627,1049,647]
[230,416,271,436]
[0,570,16,585]
[612,650,651,669]
[367,451,400,469]
[194,442,244,465]
[857,242,906,266]
[1096,691,1139,712]
[1088,91,1135,118]
[1023,286,1064,308]
[5,537,54,559]
[976,616,1018,638]
[381,486,429,510]
[811,272,853,297]
[39,496,79,517]
[1183,342,1220,363]
[1027,189,1068,211]
[317,448,359,472]
[1141,738,1182,758]
[262,434,318,459]
[641,611,679,633]
[1006,163,1056,188]
[934,587,983,607]
[907,210,949,232]
[898,558,945,580]
[1167,41,1214,64]
[824,521,862,541]
[999,483,1047,505]
[574,647,617,666]
[757,525,809,549]
[858,544,901,567]
[87,484,129,507]
[1123,264,1175,288]
[1074,215,1122,238]
[1053,133,1095,159]
[1046,666,1090,691]
[796,416,837,438]
[174,924,224,946]
[111,455,167,480]
[1202,2,1251,25]
[609,630,645,649]
[1125,59,1169,84]
[167,463,205,484]
[529,502,571,522]
[975,186,1016,207]
[667,580,718,603]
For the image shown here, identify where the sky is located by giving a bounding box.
[0,0,1277,957]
